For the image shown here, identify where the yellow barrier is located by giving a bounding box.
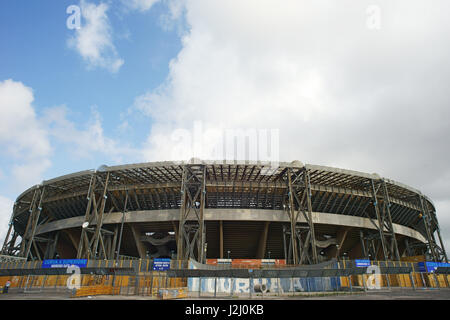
[74,285,120,297]
[339,272,450,289]
[401,255,426,263]
[158,287,188,300]
[4,263,447,294]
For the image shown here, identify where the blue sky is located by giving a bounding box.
[0,0,187,237]
[1,0,450,251]
[0,0,183,194]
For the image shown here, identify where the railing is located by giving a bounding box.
[0,272,187,299]
[1,259,449,299]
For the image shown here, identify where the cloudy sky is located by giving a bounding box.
[1,0,450,253]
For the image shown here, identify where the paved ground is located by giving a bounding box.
[1,288,449,300]
[301,288,450,300]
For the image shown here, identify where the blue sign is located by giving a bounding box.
[355,259,371,267]
[418,261,450,273]
[153,258,171,271]
[42,259,87,268]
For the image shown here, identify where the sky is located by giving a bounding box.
[1,0,450,254]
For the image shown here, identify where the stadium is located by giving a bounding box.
[1,159,447,265]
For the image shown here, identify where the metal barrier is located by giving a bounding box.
[0,267,134,276]
[167,266,413,278]
[1,259,449,298]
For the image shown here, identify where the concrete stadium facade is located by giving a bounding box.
[1,159,448,264]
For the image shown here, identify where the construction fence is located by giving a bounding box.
[169,259,450,297]
[0,258,449,298]
[0,271,187,299]
[0,259,187,299]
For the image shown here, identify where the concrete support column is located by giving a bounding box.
[110,226,118,259]
[257,222,270,259]
[131,224,146,259]
[49,232,60,259]
[328,227,351,258]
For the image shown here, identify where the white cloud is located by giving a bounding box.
[43,105,137,164]
[123,0,160,12]
[158,0,187,33]
[130,0,450,248]
[0,79,52,191]
[0,78,136,249]
[0,79,51,244]
[120,0,186,34]
[0,78,135,192]
[0,80,51,160]
[68,0,124,73]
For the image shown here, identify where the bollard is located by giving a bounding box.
[277,278,281,296]
[150,272,154,297]
[291,277,294,296]
[259,280,264,299]
[409,272,416,291]
[385,273,391,291]
[420,272,427,289]
[230,278,234,298]
[396,274,402,288]
[214,277,217,298]
[432,272,440,289]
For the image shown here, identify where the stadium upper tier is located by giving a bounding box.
[11,160,436,244]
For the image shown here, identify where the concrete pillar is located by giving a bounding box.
[131,224,146,259]
[328,227,351,259]
[257,222,270,259]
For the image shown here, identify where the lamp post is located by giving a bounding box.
[227,250,231,259]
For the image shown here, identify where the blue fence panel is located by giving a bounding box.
[153,258,171,271]
[355,259,371,267]
[419,261,450,272]
[42,259,87,268]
